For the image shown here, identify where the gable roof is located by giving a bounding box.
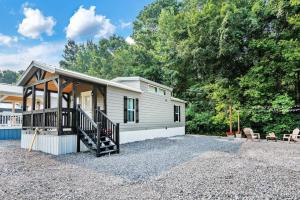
[111,76,173,91]
[17,61,142,93]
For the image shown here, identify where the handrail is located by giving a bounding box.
[77,106,97,128]
[78,105,120,155]
[95,108,116,126]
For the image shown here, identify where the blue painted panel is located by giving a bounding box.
[0,129,21,140]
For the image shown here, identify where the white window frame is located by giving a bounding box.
[148,84,166,96]
[127,97,135,123]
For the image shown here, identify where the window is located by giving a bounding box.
[174,105,180,122]
[127,98,135,122]
[148,85,166,96]
[158,88,166,96]
[148,85,157,94]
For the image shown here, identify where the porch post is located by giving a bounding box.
[47,90,51,108]
[92,85,97,121]
[22,88,27,112]
[72,82,80,152]
[31,85,36,129]
[57,77,63,135]
[43,81,48,129]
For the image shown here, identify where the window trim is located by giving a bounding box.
[148,84,166,96]
[174,105,180,122]
[127,97,135,123]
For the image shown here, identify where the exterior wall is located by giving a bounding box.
[106,86,140,129]
[0,128,21,140]
[21,130,88,155]
[120,127,185,144]
[106,83,185,132]
[114,80,141,90]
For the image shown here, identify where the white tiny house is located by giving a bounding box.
[18,61,186,156]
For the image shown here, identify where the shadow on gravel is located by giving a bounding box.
[53,135,242,182]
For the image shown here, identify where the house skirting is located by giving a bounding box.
[0,128,21,140]
[120,126,185,144]
[21,131,88,155]
[21,126,185,155]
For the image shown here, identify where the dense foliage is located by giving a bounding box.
[0,70,23,84]
[60,0,300,138]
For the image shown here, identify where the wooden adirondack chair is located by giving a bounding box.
[283,128,300,143]
[266,132,277,142]
[243,128,260,141]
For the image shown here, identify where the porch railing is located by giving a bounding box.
[0,112,22,128]
[22,108,75,130]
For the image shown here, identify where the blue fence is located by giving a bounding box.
[0,129,21,140]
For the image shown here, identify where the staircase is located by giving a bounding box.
[77,105,120,157]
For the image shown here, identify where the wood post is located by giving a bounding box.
[96,122,101,157]
[22,88,27,112]
[31,85,36,129]
[57,78,63,135]
[43,82,48,129]
[92,85,97,122]
[116,123,120,153]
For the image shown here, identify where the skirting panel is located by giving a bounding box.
[21,132,88,155]
[120,126,185,144]
[0,129,21,140]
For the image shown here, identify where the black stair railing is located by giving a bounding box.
[95,107,120,153]
[77,105,120,156]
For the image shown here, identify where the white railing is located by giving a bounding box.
[0,112,22,128]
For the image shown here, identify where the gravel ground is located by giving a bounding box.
[0,135,299,200]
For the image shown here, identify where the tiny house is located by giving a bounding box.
[18,61,186,156]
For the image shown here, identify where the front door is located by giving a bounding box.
[81,91,92,117]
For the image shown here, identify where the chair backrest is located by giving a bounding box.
[292,128,300,139]
[243,128,254,137]
[269,132,276,137]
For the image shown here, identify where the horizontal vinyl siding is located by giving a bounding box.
[106,86,140,124]
[107,83,185,132]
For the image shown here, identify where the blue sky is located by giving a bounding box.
[0,0,154,70]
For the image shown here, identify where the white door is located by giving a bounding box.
[81,91,92,117]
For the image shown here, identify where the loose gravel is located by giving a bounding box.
[0,135,299,200]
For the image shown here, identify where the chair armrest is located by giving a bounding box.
[283,134,290,137]
[254,133,260,136]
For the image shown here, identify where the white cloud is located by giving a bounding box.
[0,42,64,70]
[18,7,56,39]
[0,34,18,46]
[120,21,132,29]
[66,6,116,40]
[125,36,136,45]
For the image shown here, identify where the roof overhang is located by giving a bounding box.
[170,97,187,104]
[17,61,142,93]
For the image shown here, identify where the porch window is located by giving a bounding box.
[127,98,135,122]
[174,105,180,122]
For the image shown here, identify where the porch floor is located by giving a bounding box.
[0,135,299,199]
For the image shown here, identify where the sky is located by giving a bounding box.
[0,0,154,71]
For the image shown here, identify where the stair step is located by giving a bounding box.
[96,149,118,157]
[101,140,111,145]
[100,144,115,149]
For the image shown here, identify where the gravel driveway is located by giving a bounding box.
[0,135,299,199]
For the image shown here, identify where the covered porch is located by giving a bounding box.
[21,69,107,135]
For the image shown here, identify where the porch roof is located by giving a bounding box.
[17,61,142,93]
